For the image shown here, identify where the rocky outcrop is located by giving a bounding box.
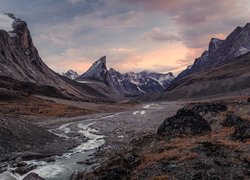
[157,108,211,138]
[222,114,250,142]
[77,56,112,85]
[23,172,45,180]
[186,102,228,114]
[62,70,79,80]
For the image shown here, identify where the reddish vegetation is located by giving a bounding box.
[0,92,96,118]
[85,98,250,179]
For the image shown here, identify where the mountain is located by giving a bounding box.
[172,23,250,83]
[0,13,116,102]
[77,56,175,96]
[76,56,112,86]
[109,69,175,96]
[159,23,250,100]
[62,70,79,80]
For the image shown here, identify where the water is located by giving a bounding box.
[0,113,119,180]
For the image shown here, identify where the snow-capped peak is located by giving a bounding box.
[0,13,15,33]
[62,69,79,80]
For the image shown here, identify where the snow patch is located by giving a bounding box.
[234,47,250,57]
[0,13,14,33]
[77,81,93,84]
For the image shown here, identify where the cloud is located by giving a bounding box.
[143,28,181,43]
[68,0,81,5]
[122,0,250,49]
[3,0,249,75]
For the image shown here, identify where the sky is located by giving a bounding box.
[0,0,250,75]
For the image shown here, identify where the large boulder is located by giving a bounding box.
[233,120,250,142]
[23,173,45,180]
[157,108,211,138]
[222,114,250,141]
[187,102,228,114]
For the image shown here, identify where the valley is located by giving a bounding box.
[0,4,250,180]
[1,94,249,179]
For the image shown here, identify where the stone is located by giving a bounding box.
[123,153,141,168]
[15,157,23,163]
[222,114,244,127]
[0,162,7,173]
[158,108,212,138]
[14,163,37,175]
[12,161,28,168]
[188,102,228,113]
[23,172,45,180]
[70,171,84,180]
[42,157,55,163]
[233,120,250,142]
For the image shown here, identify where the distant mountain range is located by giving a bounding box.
[0,12,249,101]
[71,56,175,96]
[62,70,79,80]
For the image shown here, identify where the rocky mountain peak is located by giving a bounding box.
[169,22,250,86]
[76,56,112,85]
[0,13,35,51]
[98,56,106,64]
[209,38,223,54]
[62,70,79,80]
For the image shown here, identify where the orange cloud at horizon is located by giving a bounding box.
[111,42,198,74]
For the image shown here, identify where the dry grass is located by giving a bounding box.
[0,95,96,118]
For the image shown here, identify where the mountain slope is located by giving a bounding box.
[171,23,250,84]
[0,13,115,102]
[159,23,250,100]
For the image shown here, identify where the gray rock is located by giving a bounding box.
[15,157,23,163]
[0,162,7,173]
[70,171,83,180]
[158,108,211,138]
[12,161,27,168]
[14,163,37,175]
[42,157,55,163]
[23,172,45,180]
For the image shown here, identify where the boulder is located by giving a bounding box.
[76,159,96,165]
[158,108,211,138]
[15,157,23,163]
[222,114,250,141]
[23,173,45,180]
[70,171,84,180]
[233,120,250,142]
[0,162,7,173]
[221,114,244,127]
[187,102,228,113]
[122,153,141,168]
[14,163,37,175]
[12,161,28,168]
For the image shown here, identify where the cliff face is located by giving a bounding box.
[171,23,250,85]
[160,23,250,100]
[0,13,115,102]
[0,13,62,85]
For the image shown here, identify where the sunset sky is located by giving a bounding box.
[0,0,250,75]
